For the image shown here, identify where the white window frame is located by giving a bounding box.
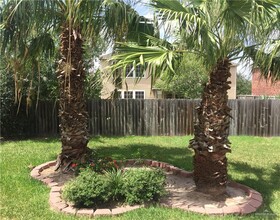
[120,90,145,99]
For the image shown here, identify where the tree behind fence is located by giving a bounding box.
[4,99,280,137]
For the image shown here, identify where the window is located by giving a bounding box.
[125,65,134,77]
[125,64,144,78]
[135,91,144,99]
[120,90,145,99]
[124,91,133,99]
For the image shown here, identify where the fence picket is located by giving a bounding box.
[11,99,280,137]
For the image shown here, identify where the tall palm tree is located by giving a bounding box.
[0,0,147,171]
[112,0,280,195]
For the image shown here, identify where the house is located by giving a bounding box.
[100,54,237,99]
[227,64,237,99]
[251,68,280,97]
[99,54,161,99]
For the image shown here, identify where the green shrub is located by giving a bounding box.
[122,168,166,205]
[62,169,111,207]
[62,167,166,208]
[104,169,124,201]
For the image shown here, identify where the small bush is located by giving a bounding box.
[104,169,124,201]
[62,166,166,208]
[122,168,166,205]
[62,169,111,207]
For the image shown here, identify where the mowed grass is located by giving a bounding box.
[1,136,279,220]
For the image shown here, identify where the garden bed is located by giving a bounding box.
[31,159,263,216]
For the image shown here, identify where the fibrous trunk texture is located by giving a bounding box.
[189,58,232,195]
[55,24,89,171]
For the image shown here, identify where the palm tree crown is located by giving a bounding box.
[113,0,279,73]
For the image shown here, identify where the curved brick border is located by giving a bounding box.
[31,159,263,216]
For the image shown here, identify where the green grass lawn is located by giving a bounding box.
[1,136,279,220]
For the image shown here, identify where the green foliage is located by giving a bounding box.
[62,166,166,208]
[236,73,252,95]
[35,51,60,101]
[0,54,57,137]
[155,54,207,99]
[122,168,166,205]
[62,169,111,208]
[105,169,125,201]
[0,64,32,137]
[72,150,120,175]
[0,39,104,138]
[83,40,105,100]
[0,66,15,130]
[85,70,103,100]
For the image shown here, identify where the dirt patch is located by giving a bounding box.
[162,172,248,209]
[40,166,74,187]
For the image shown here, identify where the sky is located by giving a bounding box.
[135,1,153,19]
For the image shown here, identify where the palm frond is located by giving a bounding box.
[102,0,153,45]
[151,0,205,30]
[245,39,280,81]
[70,0,103,41]
[28,33,56,59]
[0,0,60,54]
[111,42,183,85]
[110,0,280,90]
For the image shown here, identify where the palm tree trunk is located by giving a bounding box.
[55,24,90,171]
[189,58,232,195]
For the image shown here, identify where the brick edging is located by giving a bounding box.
[31,159,263,216]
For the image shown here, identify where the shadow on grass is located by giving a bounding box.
[229,161,280,218]
[1,136,194,170]
[92,143,194,172]
[1,136,60,143]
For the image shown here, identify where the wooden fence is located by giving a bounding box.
[18,99,280,137]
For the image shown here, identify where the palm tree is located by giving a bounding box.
[112,0,280,195]
[0,0,147,171]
